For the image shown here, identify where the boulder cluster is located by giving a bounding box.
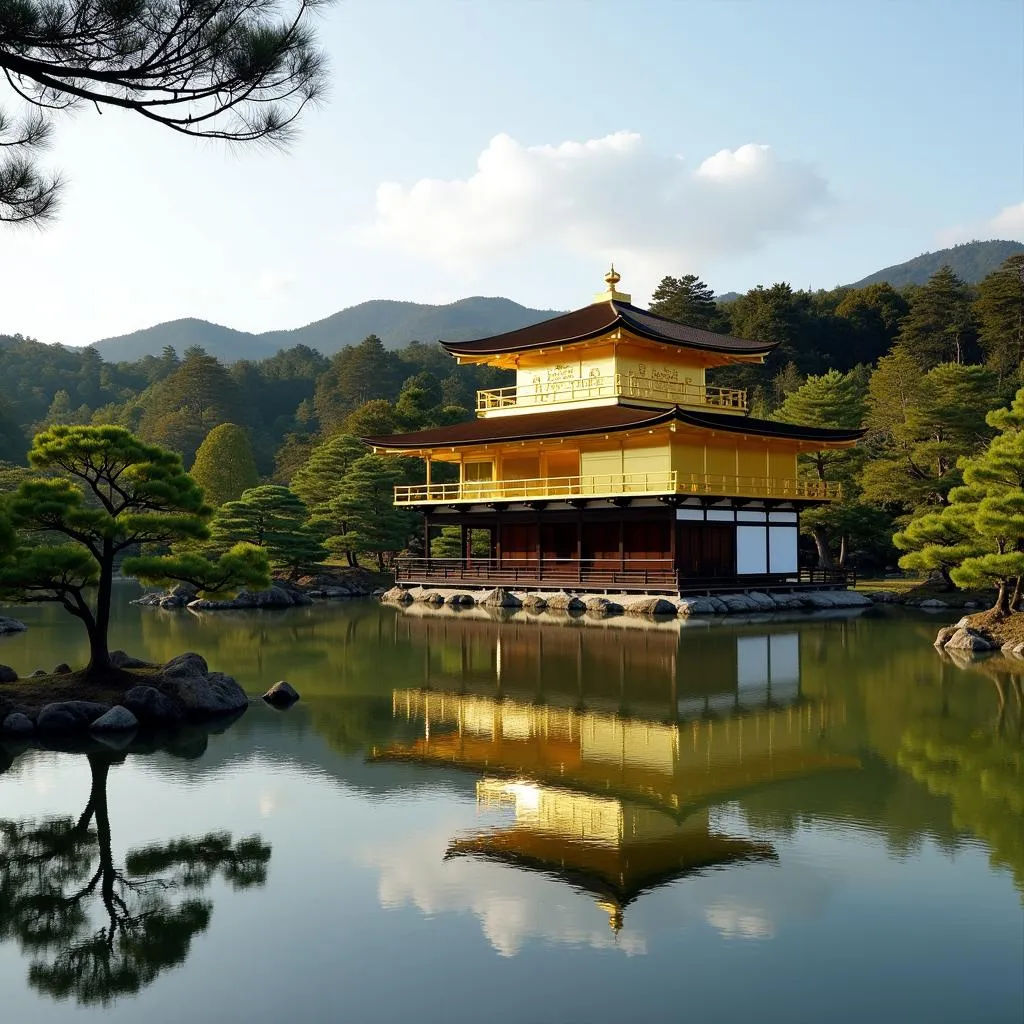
[0,653,300,740]
[133,574,382,612]
[381,585,872,618]
[933,617,1023,657]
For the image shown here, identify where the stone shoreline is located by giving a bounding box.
[381,585,874,617]
[0,651,253,741]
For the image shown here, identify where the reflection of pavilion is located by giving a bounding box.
[373,651,858,929]
[447,782,774,932]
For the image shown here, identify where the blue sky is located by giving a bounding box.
[1,0,1021,345]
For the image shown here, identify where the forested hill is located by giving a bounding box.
[848,240,1024,289]
[91,296,562,362]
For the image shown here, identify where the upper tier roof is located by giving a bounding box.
[441,299,776,358]
[364,403,865,450]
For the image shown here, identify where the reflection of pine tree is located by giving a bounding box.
[898,675,1023,898]
[0,753,270,1005]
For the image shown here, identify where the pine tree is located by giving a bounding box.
[897,265,976,368]
[313,336,402,434]
[190,423,259,506]
[896,387,1024,613]
[318,455,415,570]
[648,274,725,330]
[208,485,326,578]
[975,253,1024,381]
[0,426,269,674]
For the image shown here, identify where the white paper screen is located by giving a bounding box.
[768,527,798,573]
[737,525,768,574]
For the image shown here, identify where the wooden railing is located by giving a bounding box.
[476,374,747,413]
[393,472,837,505]
[394,558,856,593]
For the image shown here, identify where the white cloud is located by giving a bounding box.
[937,200,1024,247]
[358,131,831,287]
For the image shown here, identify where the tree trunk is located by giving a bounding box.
[85,548,114,677]
[992,579,1011,618]
[376,551,386,572]
[811,525,833,569]
[1011,576,1023,612]
[838,534,848,568]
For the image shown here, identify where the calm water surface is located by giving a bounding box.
[0,587,1021,1023]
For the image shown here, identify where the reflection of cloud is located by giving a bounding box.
[366,825,646,957]
[705,902,775,940]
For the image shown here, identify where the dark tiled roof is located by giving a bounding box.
[364,404,675,449]
[441,300,775,357]
[364,404,865,450]
[676,409,866,443]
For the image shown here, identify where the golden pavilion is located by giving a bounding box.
[366,268,863,595]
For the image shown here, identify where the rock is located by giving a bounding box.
[943,628,995,652]
[159,671,249,716]
[919,599,948,609]
[0,617,26,634]
[745,591,779,611]
[676,597,716,617]
[626,597,677,616]
[934,626,959,648]
[866,590,901,603]
[420,591,445,606]
[36,700,111,733]
[52,663,72,675]
[29,669,47,678]
[90,705,139,733]
[585,597,623,615]
[482,588,522,609]
[522,594,548,611]
[122,685,185,727]
[188,585,306,611]
[1,712,34,736]
[263,680,300,708]
[0,665,17,684]
[963,601,980,609]
[955,615,973,628]
[545,592,585,612]
[162,652,209,679]
[720,594,758,613]
[381,586,413,605]
[109,650,152,669]
[445,593,475,607]
[1011,643,1024,658]
[372,587,387,597]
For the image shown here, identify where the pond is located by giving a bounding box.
[0,587,1021,1023]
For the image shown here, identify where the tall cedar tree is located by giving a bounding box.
[0,426,269,674]
[314,336,402,434]
[317,455,414,570]
[208,485,326,578]
[190,424,259,506]
[896,266,977,368]
[647,275,726,330]
[975,254,1024,381]
[861,359,997,514]
[138,348,242,464]
[0,0,331,223]
[0,753,271,1004]
[291,434,367,564]
[772,369,867,567]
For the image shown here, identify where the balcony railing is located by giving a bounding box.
[476,375,747,414]
[393,472,838,505]
[394,557,856,593]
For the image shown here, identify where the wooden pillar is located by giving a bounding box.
[495,507,503,567]
[461,523,469,567]
[423,510,431,563]
[668,505,677,569]
[535,509,543,581]
[618,515,625,572]
[576,506,584,583]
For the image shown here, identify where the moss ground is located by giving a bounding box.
[0,666,163,715]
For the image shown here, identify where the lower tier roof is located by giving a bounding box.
[364,403,865,450]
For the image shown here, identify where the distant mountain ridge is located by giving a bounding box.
[91,296,563,363]
[86,240,1024,363]
[847,239,1024,290]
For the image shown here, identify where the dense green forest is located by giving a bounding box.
[1,252,1022,571]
